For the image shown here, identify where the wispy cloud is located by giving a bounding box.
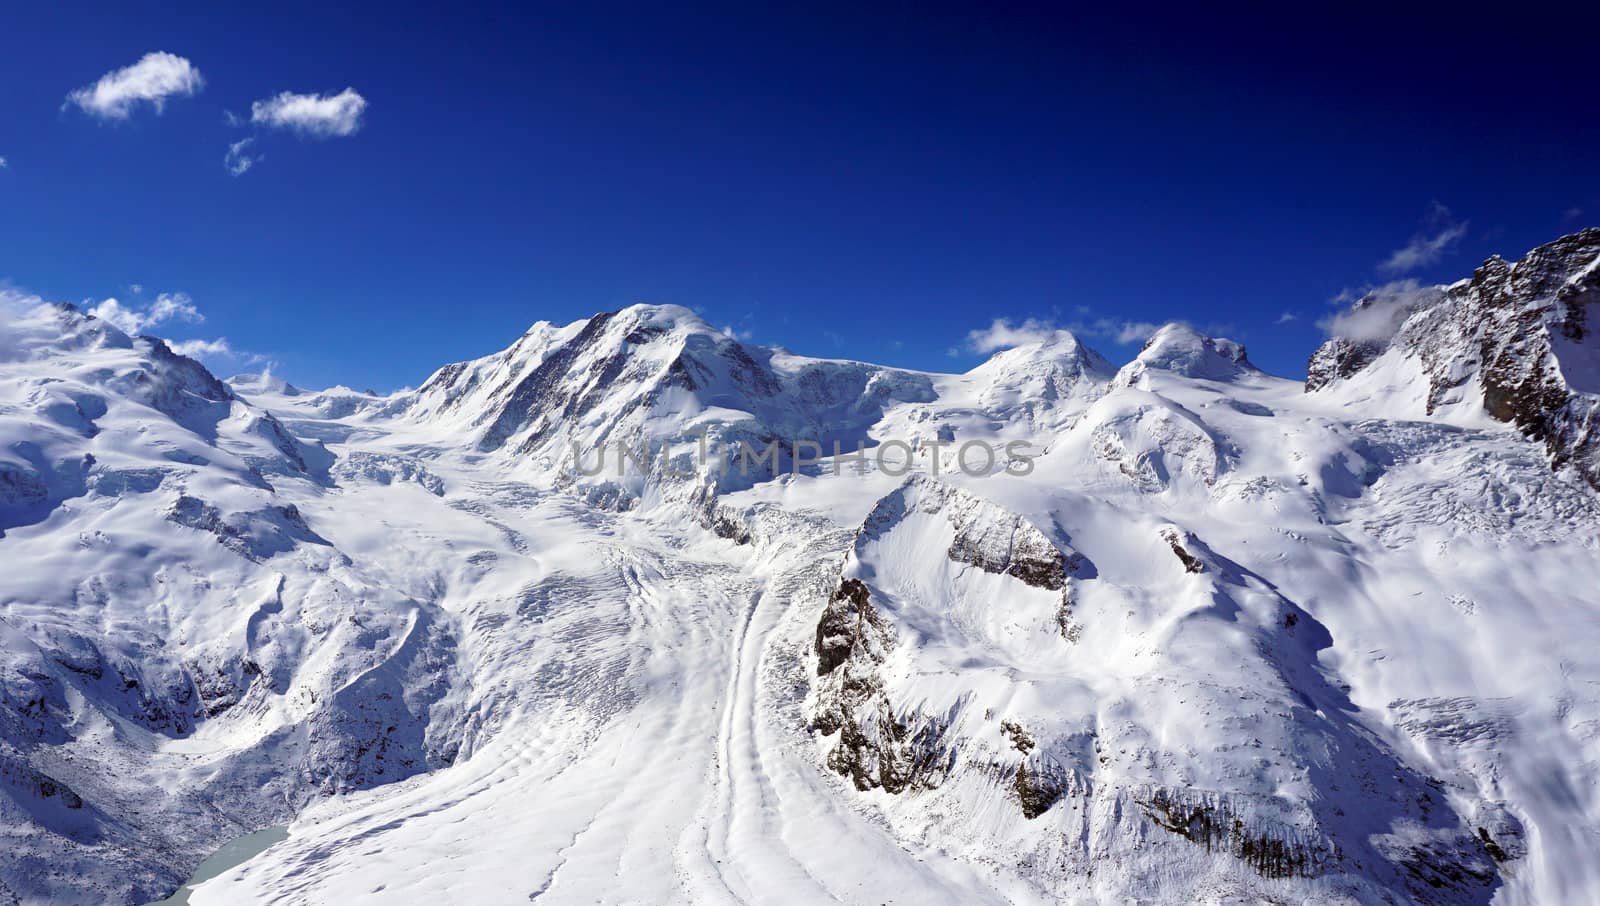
[0,156,7,169]
[963,315,1162,354]
[225,137,262,176]
[1379,203,1468,275]
[84,291,265,365]
[168,337,233,357]
[87,292,203,334]
[965,317,1060,353]
[1564,207,1584,223]
[250,88,367,137]
[166,337,266,365]
[65,52,203,120]
[1103,320,1161,344]
[721,325,753,341]
[1318,279,1443,343]
[1276,311,1297,324]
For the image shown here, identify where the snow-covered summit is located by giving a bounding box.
[1116,323,1255,387]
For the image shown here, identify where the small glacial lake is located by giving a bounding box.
[148,825,288,905]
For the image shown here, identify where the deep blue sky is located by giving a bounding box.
[2,3,1596,389]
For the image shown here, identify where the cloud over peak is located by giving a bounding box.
[250,88,367,137]
[964,315,1165,355]
[965,317,1062,353]
[66,52,203,120]
[1318,279,1443,343]
[87,292,203,335]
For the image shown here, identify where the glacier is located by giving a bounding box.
[1,230,1599,904]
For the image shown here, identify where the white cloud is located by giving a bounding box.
[1276,311,1298,324]
[87,291,203,335]
[965,317,1060,352]
[1379,203,1468,274]
[65,52,203,120]
[0,156,7,168]
[250,88,367,137]
[225,137,262,176]
[721,325,753,341]
[1107,320,1161,344]
[965,315,1166,354]
[171,336,270,367]
[169,337,234,358]
[1564,207,1584,223]
[1317,279,1444,343]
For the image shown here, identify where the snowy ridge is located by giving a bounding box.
[2,235,1600,904]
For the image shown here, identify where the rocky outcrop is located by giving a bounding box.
[811,577,951,793]
[1305,336,1384,392]
[1309,228,1600,487]
[813,578,884,678]
[811,479,1085,800]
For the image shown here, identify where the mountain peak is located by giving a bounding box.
[606,302,722,339]
[1117,323,1252,385]
[964,330,1112,417]
[969,329,1108,375]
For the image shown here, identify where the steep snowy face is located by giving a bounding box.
[962,330,1112,429]
[1309,228,1600,486]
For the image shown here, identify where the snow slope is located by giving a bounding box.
[3,231,1600,905]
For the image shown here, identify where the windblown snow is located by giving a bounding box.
[3,230,1600,905]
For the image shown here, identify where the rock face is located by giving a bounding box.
[1308,228,1600,486]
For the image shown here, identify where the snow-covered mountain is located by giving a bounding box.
[3,231,1600,905]
[1308,227,1600,487]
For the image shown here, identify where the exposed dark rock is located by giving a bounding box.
[811,574,950,794]
[1138,790,1325,880]
[1308,228,1600,488]
[1000,720,1036,754]
[1013,762,1064,819]
[825,711,950,794]
[1398,841,1497,894]
[1306,336,1385,392]
[1160,528,1205,573]
[1055,587,1083,643]
[1478,827,1508,863]
[814,578,879,677]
